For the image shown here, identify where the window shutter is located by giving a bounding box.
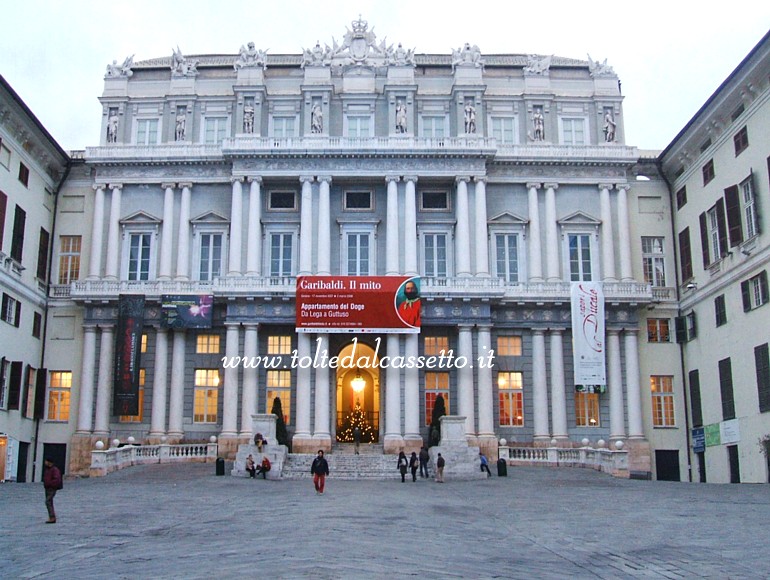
[688,312,697,339]
[11,206,26,263]
[675,316,686,343]
[8,360,22,410]
[36,228,50,280]
[679,228,693,281]
[0,191,7,252]
[761,271,769,305]
[698,212,710,267]
[724,185,743,246]
[750,171,761,236]
[34,367,47,419]
[688,370,703,427]
[715,198,728,258]
[741,280,751,311]
[14,299,21,328]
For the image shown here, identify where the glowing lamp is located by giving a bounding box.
[351,372,366,393]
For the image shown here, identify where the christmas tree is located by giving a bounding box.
[338,403,376,443]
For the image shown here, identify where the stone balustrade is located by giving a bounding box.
[499,445,629,478]
[90,443,218,477]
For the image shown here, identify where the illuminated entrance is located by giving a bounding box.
[335,340,380,442]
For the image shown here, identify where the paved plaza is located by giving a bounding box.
[1,463,769,579]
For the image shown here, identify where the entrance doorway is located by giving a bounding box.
[655,450,681,481]
[335,340,380,443]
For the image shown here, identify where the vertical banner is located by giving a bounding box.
[571,282,606,388]
[113,295,145,416]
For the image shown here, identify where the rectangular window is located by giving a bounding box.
[740,177,758,240]
[266,370,291,424]
[424,336,449,356]
[267,335,292,355]
[647,318,670,343]
[676,186,687,210]
[689,370,703,427]
[714,295,727,327]
[491,117,515,144]
[733,126,749,156]
[425,372,450,426]
[18,162,29,187]
[561,118,586,145]
[193,369,220,423]
[273,117,296,138]
[0,141,10,169]
[346,116,371,138]
[495,233,519,283]
[678,228,693,282]
[718,358,735,421]
[22,366,36,418]
[421,191,449,211]
[32,312,42,339]
[497,336,522,356]
[707,206,721,263]
[198,233,223,281]
[118,369,145,423]
[568,234,592,281]
[699,201,727,267]
[269,233,293,278]
[196,334,220,354]
[0,358,8,409]
[344,191,372,211]
[641,237,666,287]
[731,104,745,121]
[136,119,159,145]
[702,158,715,185]
[36,228,50,281]
[498,371,523,426]
[575,392,599,427]
[268,191,296,211]
[651,375,675,427]
[741,271,769,312]
[47,371,71,421]
[423,233,448,278]
[11,205,26,263]
[755,343,770,414]
[700,138,712,153]
[204,117,228,144]
[421,116,445,138]
[57,235,81,284]
[1,293,21,327]
[346,232,370,276]
[7,361,22,410]
[127,233,152,280]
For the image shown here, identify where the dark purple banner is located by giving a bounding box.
[113,295,145,416]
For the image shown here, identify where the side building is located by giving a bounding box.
[660,30,770,483]
[0,75,69,481]
[48,19,687,479]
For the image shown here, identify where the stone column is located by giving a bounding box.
[608,330,626,439]
[313,334,331,449]
[104,184,122,280]
[317,177,332,275]
[292,333,313,450]
[93,325,114,434]
[455,177,471,277]
[221,323,240,437]
[167,330,186,438]
[532,329,550,441]
[476,325,496,448]
[544,183,560,281]
[625,330,644,438]
[158,183,176,280]
[474,177,490,276]
[75,325,98,433]
[246,177,262,276]
[616,185,633,281]
[457,325,476,436]
[403,334,421,447]
[599,183,616,281]
[88,185,105,279]
[385,176,400,276]
[149,328,169,437]
[175,183,192,280]
[240,324,258,437]
[228,177,243,276]
[384,334,403,452]
[527,183,543,281]
[404,177,418,275]
[549,329,568,440]
[299,176,314,276]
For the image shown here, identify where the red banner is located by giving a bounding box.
[296,276,421,333]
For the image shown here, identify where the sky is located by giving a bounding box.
[0,0,768,152]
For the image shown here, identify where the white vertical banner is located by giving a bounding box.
[571,282,606,386]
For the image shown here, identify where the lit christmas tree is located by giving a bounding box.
[338,403,376,443]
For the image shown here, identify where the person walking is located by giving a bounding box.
[311,450,329,495]
[43,459,63,523]
[419,446,430,478]
[436,453,445,483]
[397,451,409,483]
[353,426,361,455]
[409,451,419,482]
[479,452,492,477]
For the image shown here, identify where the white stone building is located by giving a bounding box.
[41,19,696,479]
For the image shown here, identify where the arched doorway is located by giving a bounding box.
[335,339,380,443]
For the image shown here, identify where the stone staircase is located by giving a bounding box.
[282,443,410,480]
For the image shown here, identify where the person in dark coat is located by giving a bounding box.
[43,459,62,523]
[409,451,419,482]
[397,451,408,482]
[436,453,445,483]
[419,446,430,478]
[353,426,361,455]
[310,450,330,494]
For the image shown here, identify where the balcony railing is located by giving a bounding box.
[90,442,218,477]
[85,143,224,162]
[499,445,629,477]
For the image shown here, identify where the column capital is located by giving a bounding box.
[385,175,400,183]
[97,323,115,331]
[317,176,332,184]
[224,321,242,329]
[532,328,546,336]
[544,182,559,190]
[615,183,631,192]
[82,324,98,333]
[455,176,471,184]
[475,323,494,332]
[403,175,419,183]
[246,176,263,184]
[606,328,621,336]
[457,323,474,331]
[526,182,542,190]
[598,183,613,191]
[299,175,315,184]
[107,183,123,191]
[242,322,260,330]
[230,176,244,184]
[178,182,193,190]
[473,176,488,184]
[93,183,107,191]
[161,183,176,190]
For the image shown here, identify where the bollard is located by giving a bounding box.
[497,457,508,477]
[215,457,225,476]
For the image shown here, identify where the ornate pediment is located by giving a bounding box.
[489,211,529,225]
[557,210,600,226]
[190,210,230,225]
[119,210,162,225]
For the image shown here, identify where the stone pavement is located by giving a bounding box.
[1,462,769,579]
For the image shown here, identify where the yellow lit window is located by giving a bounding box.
[497,336,522,356]
[651,375,675,427]
[47,371,72,422]
[267,370,292,425]
[194,369,220,423]
[267,336,292,354]
[424,336,449,356]
[196,334,220,354]
[498,371,523,426]
[424,371,449,426]
[575,392,599,427]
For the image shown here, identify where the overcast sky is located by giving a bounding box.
[1,1,768,152]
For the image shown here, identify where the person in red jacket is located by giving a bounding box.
[43,459,63,524]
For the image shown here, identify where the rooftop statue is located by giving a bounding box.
[388,43,416,67]
[587,54,615,77]
[524,54,552,75]
[451,43,484,70]
[171,46,199,77]
[301,41,332,68]
[234,42,268,70]
[105,55,134,78]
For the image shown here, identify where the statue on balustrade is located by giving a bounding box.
[464,102,476,134]
[603,110,616,142]
[234,42,267,70]
[532,107,545,141]
[395,100,407,133]
[107,110,119,143]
